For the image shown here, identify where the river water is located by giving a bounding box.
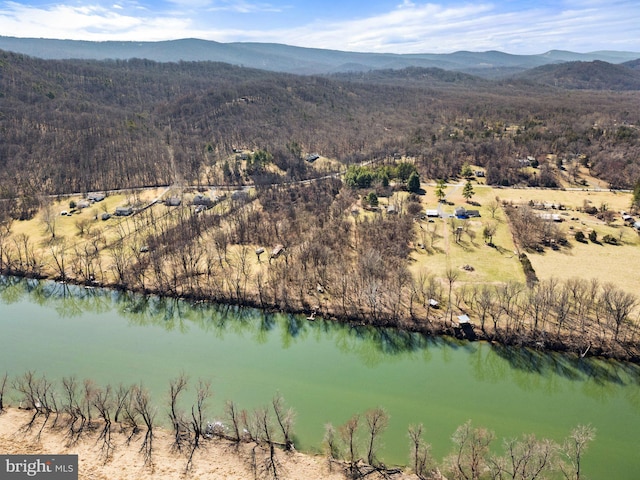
[0,277,639,478]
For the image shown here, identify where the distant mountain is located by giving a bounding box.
[514,60,640,90]
[1,36,639,78]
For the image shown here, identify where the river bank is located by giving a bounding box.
[0,407,357,480]
[2,271,639,364]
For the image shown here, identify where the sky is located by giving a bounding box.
[0,0,638,55]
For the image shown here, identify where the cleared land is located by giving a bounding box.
[4,181,638,297]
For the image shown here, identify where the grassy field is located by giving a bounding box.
[491,185,639,291]
[406,179,639,293]
[409,181,524,285]
[4,180,639,298]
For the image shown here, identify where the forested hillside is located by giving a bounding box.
[1,49,639,201]
[514,60,640,90]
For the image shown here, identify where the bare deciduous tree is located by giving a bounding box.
[408,423,434,480]
[93,384,115,462]
[0,372,7,413]
[559,425,595,480]
[339,414,360,478]
[446,420,495,480]
[168,374,189,453]
[186,379,211,472]
[323,423,341,470]
[488,434,557,480]
[132,384,155,466]
[272,393,295,451]
[255,405,281,480]
[364,407,388,467]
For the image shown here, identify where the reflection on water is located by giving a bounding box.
[1,276,640,478]
[2,275,639,387]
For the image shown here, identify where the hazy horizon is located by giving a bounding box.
[0,0,638,55]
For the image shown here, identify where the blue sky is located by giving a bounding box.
[0,0,638,54]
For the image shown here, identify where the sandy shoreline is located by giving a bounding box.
[0,407,357,480]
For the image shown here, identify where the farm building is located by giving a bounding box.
[538,213,563,222]
[87,192,105,202]
[271,244,285,258]
[192,194,213,207]
[114,206,133,216]
[454,206,479,218]
[454,206,466,218]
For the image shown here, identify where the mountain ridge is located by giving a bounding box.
[1,36,638,78]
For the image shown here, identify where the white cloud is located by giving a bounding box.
[0,0,638,53]
[0,1,196,40]
[268,1,640,54]
[398,0,415,8]
[205,0,283,13]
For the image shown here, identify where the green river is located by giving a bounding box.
[0,277,639,478]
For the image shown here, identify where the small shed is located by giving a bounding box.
[539,213,563,222]
[429,299,439,308]
[115,206,133,216]
[165,197,182,207]
[456,314,476,340]
[77,200,90,209]
[425,209,439,218]
[271,244,285,258]
[387,205,398,215]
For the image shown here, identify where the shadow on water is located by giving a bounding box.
[492,343,640,387]
[2,276,639,388]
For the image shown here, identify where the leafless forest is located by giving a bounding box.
[1,51,640,361]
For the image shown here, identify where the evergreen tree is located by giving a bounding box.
[462,180,475,202]
[407,171,421,193]
[435,179,447,202]
[366,191,378,207]
[632,178,640,212]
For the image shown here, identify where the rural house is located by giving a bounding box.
[192,194,213,207]
[87,192,105,202]
[115,206,133,216]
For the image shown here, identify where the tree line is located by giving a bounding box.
[0,371,596,480]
